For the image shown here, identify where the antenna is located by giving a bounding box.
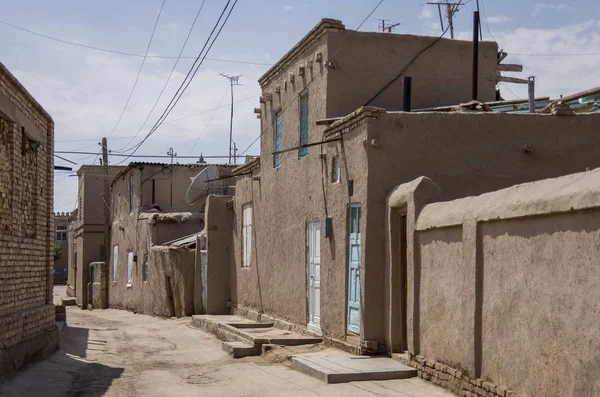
[378,19,401,33]
[185,166,221,207]
[427,0,462,39]
[219,73,242,164]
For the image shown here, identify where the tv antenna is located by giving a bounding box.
[219,73,242,164]
[378,19,402,33]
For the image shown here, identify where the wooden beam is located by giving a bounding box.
[499,75,529,84]
[497,64,523,72]
[540,86,600,113]
[316,117,342,126]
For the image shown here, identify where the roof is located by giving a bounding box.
[161,233,199,248]
[77,165,126,176]
[232,157,260,176]
[111,162,237,186]
[258,18,345,87]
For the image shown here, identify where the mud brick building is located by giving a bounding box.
[0,62,58,374]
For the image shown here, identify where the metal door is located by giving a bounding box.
[307,221,321,331]
[347,204,361,334]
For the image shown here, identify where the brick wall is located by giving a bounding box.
[0,62,56,372]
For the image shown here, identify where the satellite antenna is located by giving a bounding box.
[185,165,221,207]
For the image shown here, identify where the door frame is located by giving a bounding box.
[306,220,322,335]
[346,203,361,335]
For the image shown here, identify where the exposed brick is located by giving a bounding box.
[0,63,55,366]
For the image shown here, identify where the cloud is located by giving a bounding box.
[486,16,513,24]
[533,3,576,15]
[284,5,294,11]
[459,20,600,100]
[163,23,178,36]
[419,6,433,20]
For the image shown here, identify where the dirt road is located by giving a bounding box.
[0,287,452,397]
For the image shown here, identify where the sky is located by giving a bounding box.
[0,0,599,212]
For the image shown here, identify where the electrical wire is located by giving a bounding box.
[107,0,166,139]
[55,150,253,159]
[500,81,520,100]
[0,19,273,66]
[238,0,386,157]
[362,4,456,107]
[187,87,230,155]
[479,0,497,42]
[116,0,238,163]
[119,0,207,150]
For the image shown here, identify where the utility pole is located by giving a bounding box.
[472,11,480,100]
[427,1,461,39]
[167,148,177,208]
[219,73,241,164]
[378,19,401,33]
[101,137,110,308]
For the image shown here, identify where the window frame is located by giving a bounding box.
[332,156,341,183]
[298,91,309,158]
[113,245,119,281]
[127,251,134,287]
[242,204,253,267]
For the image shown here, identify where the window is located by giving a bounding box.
[273,110,283,168]
[143,254,149,281]
[299,92,309,158]
[113,245,119,281]
[242,204,252,267]
[55,231,67,241]
[127,252,134,286]
[129,174,134,212]
[332,157,340,183]
[56,225,67,231]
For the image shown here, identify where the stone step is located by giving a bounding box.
[291,353,417,384]
[222,341,259,358]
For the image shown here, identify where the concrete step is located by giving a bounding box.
[222,341,259,358]
[291,353,417,384]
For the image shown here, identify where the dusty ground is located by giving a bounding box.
[0,287,453,397]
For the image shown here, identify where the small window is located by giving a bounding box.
[299,92,309,158]
[143,254,149,281]
[113,245,119,281]
[242,204,252,267]
[56,225,67,231]
[332,157,340,183]
[127,252,134,286]
[273,110,283,168]
[55,231,67,241]
[129,174,134,212]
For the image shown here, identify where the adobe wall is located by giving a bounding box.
[233,124,369,345]
[0,62,58,374]
[360,111,600,344]
[396,169,600,397]
[327,32,498,116]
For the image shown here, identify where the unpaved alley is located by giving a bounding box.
[0,288,452,397]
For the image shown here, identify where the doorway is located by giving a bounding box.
[347,204,361,334]
[307,220,321,333]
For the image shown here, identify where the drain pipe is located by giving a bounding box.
[528,76,536,113]
[402,76,412,112]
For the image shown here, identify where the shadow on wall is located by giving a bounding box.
[0,325,124,397]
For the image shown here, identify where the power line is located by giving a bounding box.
[119,0,207,151]
[238,0,386,157]
[117,0,239,163]
[363,2,457,107]
[107,0,166,139]
[187,87,229,155]
[164,95,258,125]
[55,150,254,159]
[479,0,496,42]
[0,19,273,66]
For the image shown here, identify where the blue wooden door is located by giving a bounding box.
[347,204,361,334]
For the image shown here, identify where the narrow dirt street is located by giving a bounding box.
[0,287,452,397]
